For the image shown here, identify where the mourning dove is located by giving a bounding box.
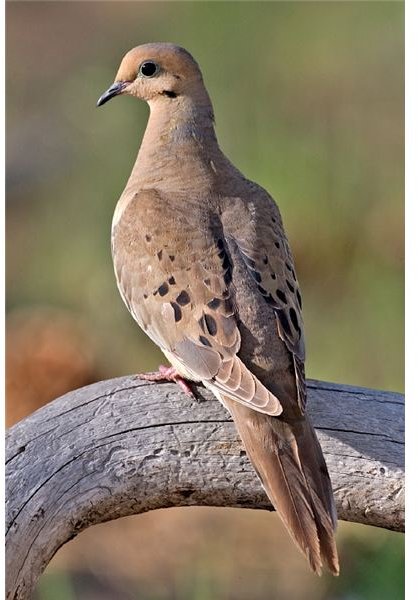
[98,43,339,575]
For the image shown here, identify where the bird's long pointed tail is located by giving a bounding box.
[222,396,339,575]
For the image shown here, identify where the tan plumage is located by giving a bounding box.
[99,42,339,574]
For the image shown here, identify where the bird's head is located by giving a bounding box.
[97,43,206,107]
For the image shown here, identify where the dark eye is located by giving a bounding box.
[139,61,159,78]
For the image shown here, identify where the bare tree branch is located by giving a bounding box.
[5,376,404,599]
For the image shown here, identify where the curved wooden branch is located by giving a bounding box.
[5,376,404,599]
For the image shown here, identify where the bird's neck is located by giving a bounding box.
[128,94,228,193]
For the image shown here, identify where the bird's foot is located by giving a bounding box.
[137,365,196,398]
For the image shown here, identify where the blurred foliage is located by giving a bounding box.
[7,1,404,599]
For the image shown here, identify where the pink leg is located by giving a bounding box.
[137,365,196,397]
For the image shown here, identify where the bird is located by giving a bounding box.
[97,42,339,575]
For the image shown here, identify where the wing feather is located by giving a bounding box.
[222,194,307,413]
[112,189,283,416]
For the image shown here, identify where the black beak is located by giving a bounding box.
[97,81,127,107]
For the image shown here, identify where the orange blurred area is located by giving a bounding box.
[6,307,99,427]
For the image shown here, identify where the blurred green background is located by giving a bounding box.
[6,1,404,599]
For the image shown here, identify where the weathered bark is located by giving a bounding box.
[5,376,404,599]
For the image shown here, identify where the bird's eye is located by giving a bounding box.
[139,61,159,78]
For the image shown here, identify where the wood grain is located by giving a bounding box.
[6,376,404,599]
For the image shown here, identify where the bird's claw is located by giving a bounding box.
[137,365,196,398]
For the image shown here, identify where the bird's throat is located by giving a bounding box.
[130,97,223,193]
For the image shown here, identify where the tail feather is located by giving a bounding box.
[222,396,339,575]
[297,423,339,574]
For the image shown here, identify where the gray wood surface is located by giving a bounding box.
[6,376,404,599]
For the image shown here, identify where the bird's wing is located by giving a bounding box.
[222,192,307,413]
[219,193,338,575]
[112,188,282,416]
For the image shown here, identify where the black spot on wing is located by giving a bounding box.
[199,314,218,336]
[277,309,291,337]
[199,335,212,347]
[253,271,262,283]
[224,268,232,285]
[289,307,300,332]
[276,289,287,304]
[176,290,190,306]
[217,240,233,285]
[170,302,182,322]
[205,314,217,336]
[265,293,276,306]
[286,280,295,293]
[207,298,221,310]
[158,283,169,297]
[219,251,230,272]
